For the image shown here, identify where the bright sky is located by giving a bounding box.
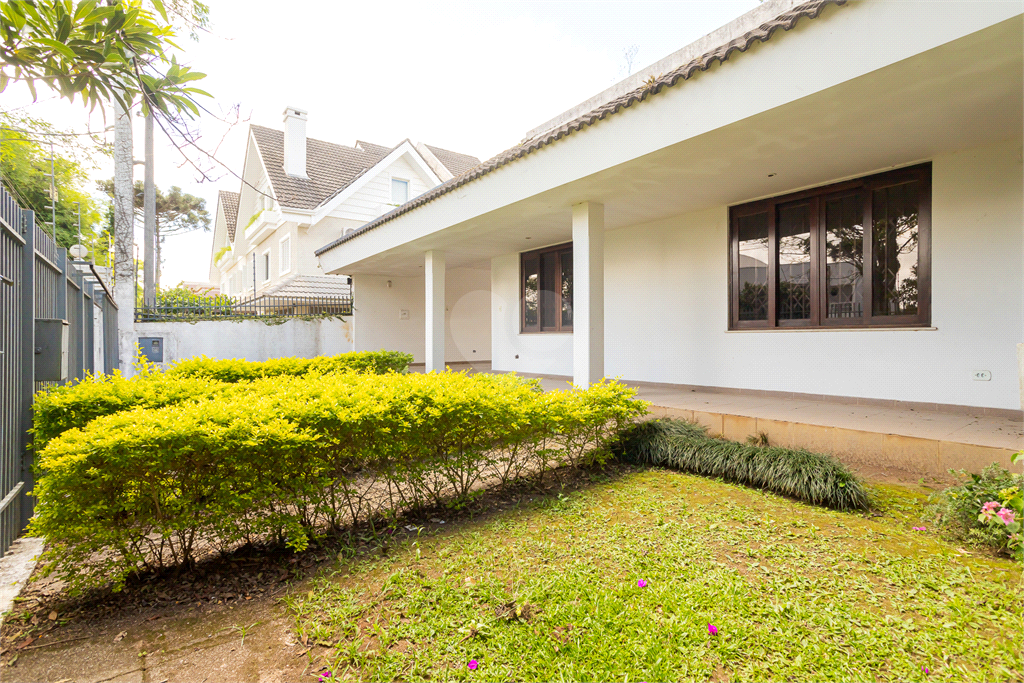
[3,0,760,287]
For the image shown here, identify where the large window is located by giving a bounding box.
[521,243,573,333]
[729,164,930,330]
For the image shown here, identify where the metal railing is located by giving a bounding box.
[135,293,353,322]
[0,184,118,556]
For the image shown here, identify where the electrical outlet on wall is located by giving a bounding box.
[399,309,410,320]
[971,370,992,381]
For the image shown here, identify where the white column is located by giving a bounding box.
[425,250,446,372]
[572,202,604,387]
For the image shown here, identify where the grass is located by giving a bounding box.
[287,468,1022,682]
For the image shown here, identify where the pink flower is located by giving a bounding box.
[319,671,332,682]
[637,579,648,588]
[707,623,718,636]
[980,501,1001,522]
[468,660,479,671]
[997,508,1016,525]
[912,526,927,531]
[922,665,930,674]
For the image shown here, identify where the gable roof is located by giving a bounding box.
[250,126,480,212]
[218,190,240,240]
[424,145,481,177]
[316,0,846,257]
[250,125,394,210]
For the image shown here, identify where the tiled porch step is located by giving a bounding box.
[646,405,1019,478]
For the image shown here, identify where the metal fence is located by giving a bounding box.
[135,292,353,322]
[0,185,118,557]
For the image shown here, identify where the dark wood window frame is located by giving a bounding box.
[728,164,931,330]
[521,242,573,333]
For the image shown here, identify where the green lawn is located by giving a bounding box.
[288,468,1022,682]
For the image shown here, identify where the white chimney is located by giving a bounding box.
[282,106,308,178]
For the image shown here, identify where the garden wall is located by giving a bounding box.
[134,317,354,367]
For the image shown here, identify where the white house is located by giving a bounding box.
[316,0,1022,420]
[208,108,479,301]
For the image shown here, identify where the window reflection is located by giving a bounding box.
[523,257,539,327]
[737,213,769,321]
[872,182,919,316]
[777,203,811,320]
[825,193,864,319]
[560,250,573,327]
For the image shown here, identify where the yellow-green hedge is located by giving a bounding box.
[31,350,414,448]
[29,371,646,592]
[166,350,413,382]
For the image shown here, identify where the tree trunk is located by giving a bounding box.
[143,112,157,304]
[113,100,136,377]
[155,223,161,290]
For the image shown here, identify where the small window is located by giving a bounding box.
[521,243,572,333]
[262,250,271,282]
[391,178,409,205]
[279,236,291,274]
[728,164,930,330]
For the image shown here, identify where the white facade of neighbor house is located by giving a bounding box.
[316,0,1023,411]
[207,110,479,302]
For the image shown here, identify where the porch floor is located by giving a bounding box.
[437,362,1023,478]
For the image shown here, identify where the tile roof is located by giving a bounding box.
[250,125,393,210]
[354,140,393,157]
[218,190,239,240]
[424,145,481,177]
[262,274,352,297]
[316,0,846,257]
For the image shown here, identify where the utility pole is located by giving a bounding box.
[113,99,136,376]
[143,112,156,304]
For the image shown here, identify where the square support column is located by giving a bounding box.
[425,250,446,372]
[572,202,604,387]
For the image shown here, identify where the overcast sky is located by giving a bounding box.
[4,0,760,287]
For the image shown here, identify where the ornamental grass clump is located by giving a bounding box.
[615,418,869,510]
[29,371,646,592]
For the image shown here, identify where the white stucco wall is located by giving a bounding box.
[352,266,491,364]
[491,253,573,376]
[134,317,354,366]
[491,139,1023,409]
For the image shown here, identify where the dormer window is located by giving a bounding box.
[391,178,409,205]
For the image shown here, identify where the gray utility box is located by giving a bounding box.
[35,319,69,382]
[138,337,164,363]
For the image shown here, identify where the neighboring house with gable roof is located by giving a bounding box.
[315,0,1023,431]
[207,107,479,301]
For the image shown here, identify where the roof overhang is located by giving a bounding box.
[317,3,1022,277]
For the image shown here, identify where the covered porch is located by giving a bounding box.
[316,0,1023,476]
[429,361,1023,477]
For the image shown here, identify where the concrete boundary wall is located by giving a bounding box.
[134,317,354,366]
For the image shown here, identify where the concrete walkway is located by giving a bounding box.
[438,362,1022,478]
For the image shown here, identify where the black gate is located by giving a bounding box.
[0,185,118,556]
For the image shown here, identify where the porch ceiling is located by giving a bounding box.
[327,15,1022,276]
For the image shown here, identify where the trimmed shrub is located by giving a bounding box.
[29,373,646,592]
[31,350,414,448]
[615,418,869,510]
[929,464,1023,559]
[166,350,414,382]
[31,365,232,449]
